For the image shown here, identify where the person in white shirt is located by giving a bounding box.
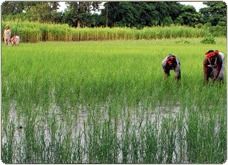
[4,25,11,45]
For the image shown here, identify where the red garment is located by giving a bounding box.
[205,50,219,59]
[166,56,176,65]
[203,50,222,81]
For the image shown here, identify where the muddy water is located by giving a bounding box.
[3,101,191,163]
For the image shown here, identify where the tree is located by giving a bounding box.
[2,2,25,15]
[63,2,101,27]
[134,2,159,27]
[176,5,202,26]
[2,2,61,22]
[100,2,120,27]
[200,2,226,26]
[101,2,183,27]
[24,2,60,22]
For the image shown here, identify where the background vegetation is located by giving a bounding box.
[2,21,209,42]
[1,1,226,164]
[2,2,227,36]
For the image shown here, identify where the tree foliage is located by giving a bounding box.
[2,2,25,15]
[2,2,60,22]
[25,2,60,22]
[1,1,227,30]
[101,2,184,27]
[176,5,203,26]
[200,2,226,26]
[63,2,101,27]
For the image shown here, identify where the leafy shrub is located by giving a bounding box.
[200,34,216,44]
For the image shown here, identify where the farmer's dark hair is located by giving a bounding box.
[206,50,214,54]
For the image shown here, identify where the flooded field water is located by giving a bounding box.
[2,100,223,163]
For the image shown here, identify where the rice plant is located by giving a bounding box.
[1,38,226,163]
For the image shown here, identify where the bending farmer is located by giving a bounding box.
[162,54,181,80]
[203,50,224,83]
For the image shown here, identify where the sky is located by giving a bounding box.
[179,2,206,11]
[58,2,206,12]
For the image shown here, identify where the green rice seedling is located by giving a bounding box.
[140,123,159,163]
[1,124,14,163]
[2,38,226,163]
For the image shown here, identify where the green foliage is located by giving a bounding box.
[199,2,226,41]
[2,1,227,29]
[2,2,60,23]
[2,39,226,163]
[2,21,208,43]
[207,25,226,37]
[201,34,216,44]
[175,5,203,27]
[64,2,101,27]
[102,2,183,27]
[200,2,226,26]
[2,1,25,15]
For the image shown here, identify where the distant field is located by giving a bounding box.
[2,38,226,163]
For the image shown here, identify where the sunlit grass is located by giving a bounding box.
[1,38,226,163]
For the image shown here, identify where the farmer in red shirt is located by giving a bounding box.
[162,54,181,80]
[203,50,224,83]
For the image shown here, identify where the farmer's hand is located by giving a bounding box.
[212,77,217,82]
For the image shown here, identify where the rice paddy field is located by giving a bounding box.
[1,38,227,163]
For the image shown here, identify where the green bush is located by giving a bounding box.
[200,34,216,44]
[202,24,226,37]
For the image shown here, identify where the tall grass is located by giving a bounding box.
[2,38,226,163]
[2,21,207,42]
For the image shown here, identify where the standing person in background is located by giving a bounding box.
[203,50,224,83]
[4,25,11,45]
[162,54,181,80]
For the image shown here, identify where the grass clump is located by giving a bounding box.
[201,34,216,44]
